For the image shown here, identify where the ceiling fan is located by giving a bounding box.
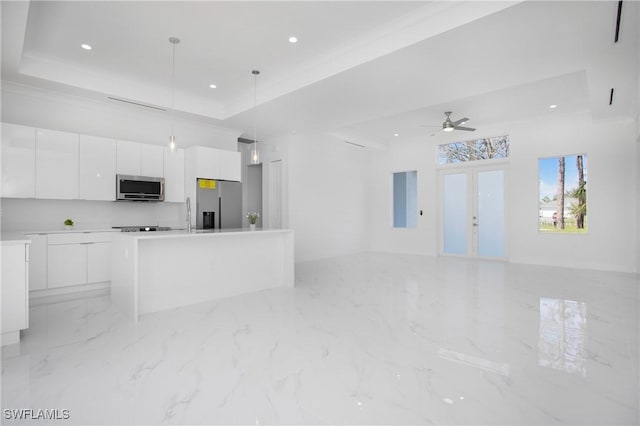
[422,111,476,136]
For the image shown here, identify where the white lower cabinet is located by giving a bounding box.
[47,244,88,288]
[87,242,111,283]
[39,232,114,291]
[1,242,29,346]
[27,234,48,291]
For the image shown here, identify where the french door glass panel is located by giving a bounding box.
[477,170,505,257]
[443,173,467,254]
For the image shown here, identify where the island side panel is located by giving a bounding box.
[282,230,295,287]
[137,231,294,316]
[110,234,139,320]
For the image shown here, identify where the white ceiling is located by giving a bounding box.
[2,1,638,147]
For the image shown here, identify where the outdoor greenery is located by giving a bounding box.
[539,154,587,233]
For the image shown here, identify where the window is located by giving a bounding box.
[539,154,587,233]
[393,171,417,228]
[438,135,509,165]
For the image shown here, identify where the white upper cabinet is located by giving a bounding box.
[35,128,79,199]
[79,135,116,201]
[163,147,185,202]
[116,140,163,178]
[116,140,142,175]
[186,146,241,182]
[140,144,164,177]
[217,149,242,182]
[1,123,36,198]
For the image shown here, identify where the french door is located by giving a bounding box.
[439,165,507,259]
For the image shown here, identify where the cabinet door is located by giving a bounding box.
[27,234,47,291]
[140,144,164,177]
[1,123,36,198]
[35,129,79,199]
[47,244,87,288]
[116,140,141,175]
[87,242,111,283]
[79,135,116,201]
[1,244,28,333]
[218,150,242,182]
[163,147,185,202]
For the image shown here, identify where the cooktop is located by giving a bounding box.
[112,226,173,232]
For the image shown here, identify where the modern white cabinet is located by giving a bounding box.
[163,147,185,202]
[217,149,242,182]
[35,128,79,199]
[87,242,111,283]
[26,233,47,291]
[48,244,88,288]
[1,123,36,198]
[117,140,163,177]
[79,135,116,201]
[186,146,241,182]
[116,140,141,175]
[45,232,114,289]
[1,241,29,346]
[140,144,164,177]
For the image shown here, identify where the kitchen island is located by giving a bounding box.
[110,228,294,321]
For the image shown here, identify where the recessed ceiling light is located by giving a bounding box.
[393,133,399,137]
[81,44,92,50]
[288,36,298,43]
[209,84,217,89]
[549,104,557,109]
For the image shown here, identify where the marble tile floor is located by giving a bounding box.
[1,253,638,425]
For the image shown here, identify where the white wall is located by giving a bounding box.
[1,82,241,150]
[285,133,371,263]
[370,137,438,256]
[370,111,639,273]
[508,113,637,272]
[0,198,184,232]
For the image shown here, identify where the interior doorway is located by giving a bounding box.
[269,160,282,229]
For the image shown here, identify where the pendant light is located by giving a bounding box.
[168,36,180,152]
[251,70,260,164]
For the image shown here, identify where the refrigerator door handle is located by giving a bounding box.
[218,197,222,229]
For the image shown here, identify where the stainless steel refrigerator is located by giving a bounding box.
[195,179,242,229]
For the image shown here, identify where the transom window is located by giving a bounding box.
[438,135,510,165]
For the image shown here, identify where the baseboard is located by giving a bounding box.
[29,282,110,306]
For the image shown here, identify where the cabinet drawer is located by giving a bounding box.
[48,232,115,245]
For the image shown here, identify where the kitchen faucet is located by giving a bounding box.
[186,196,192,233]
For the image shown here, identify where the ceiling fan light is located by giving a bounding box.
[443,126,454,132]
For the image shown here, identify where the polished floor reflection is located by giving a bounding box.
[2,253,638,425]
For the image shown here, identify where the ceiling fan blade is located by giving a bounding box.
[452,117,469,126]
[453,126,476,131]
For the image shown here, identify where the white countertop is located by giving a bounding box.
[23,228,122,235]
[0,233,32,245]
[115,228,292,241]
[1,228,120,243]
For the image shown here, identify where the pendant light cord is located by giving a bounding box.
[252,70,260,164]
[168,37,180,149]
[171,38,177,137]
[254,72,257,146]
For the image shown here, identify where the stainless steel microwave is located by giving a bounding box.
[116,175,164,201]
